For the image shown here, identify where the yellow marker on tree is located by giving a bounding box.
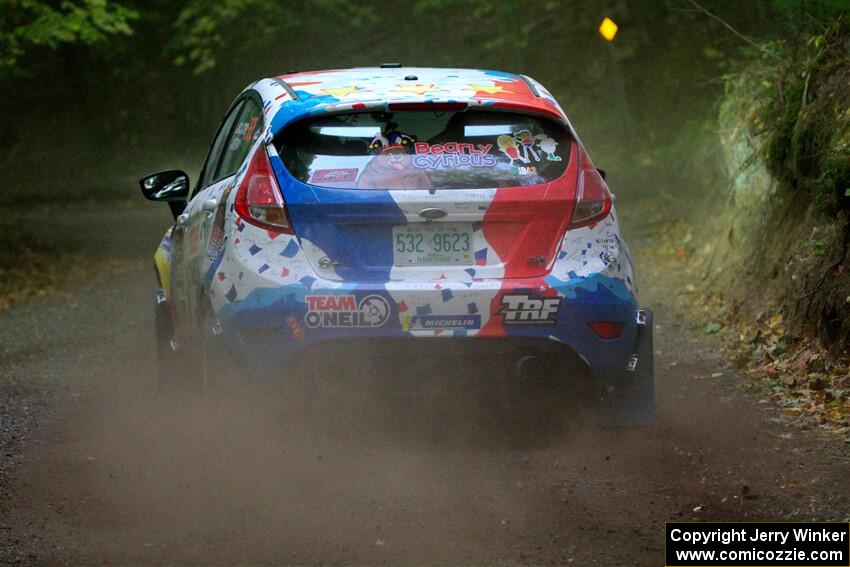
[599,17,618,42]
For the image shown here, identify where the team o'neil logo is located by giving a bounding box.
[304,294,391,328]
[500,293,562,325]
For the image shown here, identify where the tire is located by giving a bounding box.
[599,308,655,427]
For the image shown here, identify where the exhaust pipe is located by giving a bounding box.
[515,355,546,382]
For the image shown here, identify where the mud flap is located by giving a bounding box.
[597,308,655,427]
[154,291,218,394]
[154,290,182,390]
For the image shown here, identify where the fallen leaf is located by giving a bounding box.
[705,322,723,334]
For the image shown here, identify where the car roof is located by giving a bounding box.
[249,67,568,136]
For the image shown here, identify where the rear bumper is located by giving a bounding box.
[213,272,639,384]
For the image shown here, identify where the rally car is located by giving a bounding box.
[140,65,654,425]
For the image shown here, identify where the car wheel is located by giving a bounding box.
[599,308,655,427]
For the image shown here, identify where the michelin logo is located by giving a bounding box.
[408,315,481,330]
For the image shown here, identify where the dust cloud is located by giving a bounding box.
[26,337,620,564]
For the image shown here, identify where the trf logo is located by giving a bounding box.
[500,294,561,325]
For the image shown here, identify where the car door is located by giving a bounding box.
[184,95,265,327]
[171,97,252,334]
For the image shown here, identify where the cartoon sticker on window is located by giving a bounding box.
[515,129,540,162]
[357,126,433,189]
[497,130,563,173]
[367,128,415,154]
[497,135,527,165]
[535,134,561,161]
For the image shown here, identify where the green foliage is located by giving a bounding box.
[771,0,850,19]
[0,0,136,71]
[412,0,551,51]
[759,18,850,212]
[0,220,80,309]
[714,17,850,351]
[172,0,375,74]
[810,238,827,255]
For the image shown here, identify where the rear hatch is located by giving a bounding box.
[273,108,577,282]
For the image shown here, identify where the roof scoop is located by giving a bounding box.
[379,63,402,68]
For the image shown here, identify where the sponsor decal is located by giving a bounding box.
[311,168,359,183]
[406,314,481,330]
[500,293,561,325]
[188,226,200,254]
[412,141,497,169]
[511,165,537,176]
[242,116,260,142]
[414,142,493,155]
[304,294,391,328]
[206,186,232,264]
[231,117,262,149]
[207,226,224,261]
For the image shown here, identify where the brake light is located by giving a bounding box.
[569,148,612,228]
[234,148,293,233]
[388,102,468,111]
[588,321,624,340]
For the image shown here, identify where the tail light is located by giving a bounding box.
[588,321,624,340]
[569,148,612,229]
[234,147,293,233]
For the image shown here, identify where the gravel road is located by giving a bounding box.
[0,206,847,566]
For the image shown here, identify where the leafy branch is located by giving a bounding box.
[0,0,137,71]
[685,0,783,61]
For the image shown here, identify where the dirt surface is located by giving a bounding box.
[0,207,848,566]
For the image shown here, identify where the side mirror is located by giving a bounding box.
[139,170,190,201]
[140,170,189,219]
[596,168,607,181]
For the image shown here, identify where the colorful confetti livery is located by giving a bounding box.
[143,66,654,422]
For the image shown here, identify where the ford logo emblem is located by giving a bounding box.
[418,207,447,220]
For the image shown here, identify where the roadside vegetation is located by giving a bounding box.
[660,13,850,437]
[0,222,80,310]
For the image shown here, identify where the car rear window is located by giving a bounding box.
[275,110,572,190]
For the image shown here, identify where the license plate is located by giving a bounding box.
[393,223,474,266]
